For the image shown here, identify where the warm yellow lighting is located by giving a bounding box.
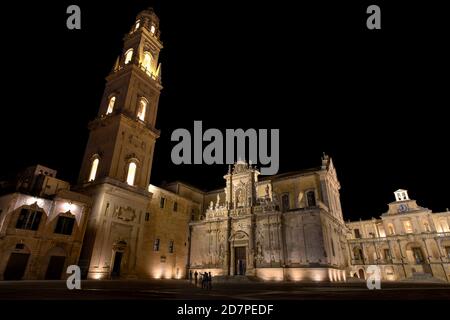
[26,196,45,207]
[142,52,153,73]
[404,220,413,233]
[134,20,140,30]
[89,158,99,182]
[150,25,156,34]
[124,49,133,65]
[106,96,116,115]
[137,99,147,121]
[126,162,137,186]
[93,273,103,280]
[62,202,74,212]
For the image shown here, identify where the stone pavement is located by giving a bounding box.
[0,279,449,300]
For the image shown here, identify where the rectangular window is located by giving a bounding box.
[354,229,361,239]
[404,220,413,234]
[445,246,450,259]
[412,247,424,264]
[160,197,165,209]
[153,238,160,251]
[145,212,150,221]
[384,249,392,261]
[16,209,42,231]
[169,240,174,253]
[54,216,75,235]
[173,202,178,212]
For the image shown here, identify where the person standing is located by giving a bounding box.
[202,272,208,289]
[194,271,198,286]
[208,272,212,290]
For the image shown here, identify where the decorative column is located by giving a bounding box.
[397,239,408,278]
[434,237,449,282]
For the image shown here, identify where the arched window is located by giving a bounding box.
[388,224,395,235]
[124,49,134,65]
[88,158,99,182]
[134,20,140,31]
[106,96,116,115]
[126,162,137,186]
[137,98,147,121]
[142,52,153,73]
[306,191,316,207]
[150,25,156,34]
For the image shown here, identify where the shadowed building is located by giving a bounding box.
[0,165,90,280]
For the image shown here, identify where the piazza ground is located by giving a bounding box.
[0,279,449,300]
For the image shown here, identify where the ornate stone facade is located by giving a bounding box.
[188,157,349,282]
[2,8,449,283]
[347,190,450,282]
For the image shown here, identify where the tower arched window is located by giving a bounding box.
[134,20,140,31]
[124,49,134,65]
[126,161,137,186]
[137,98,147,121]
[142,52,153,74]
[89,158,99,182]
[106,96,116,115]
[306,190,316,207]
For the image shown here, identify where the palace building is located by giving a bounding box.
[347,189,450,282]
[0,8,449,282]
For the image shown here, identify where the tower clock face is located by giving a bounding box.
[398,204,408,212]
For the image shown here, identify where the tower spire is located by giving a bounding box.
[78,8,163,189]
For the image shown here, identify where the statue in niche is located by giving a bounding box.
[256,241,264,263]
[218,243,225,265]
[236,189,244,208]
[209,201,214,210]
[215,194,220,209]
[265,184,270,199]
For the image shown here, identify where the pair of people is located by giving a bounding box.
[201,272,212,290]
[190,270,212,289]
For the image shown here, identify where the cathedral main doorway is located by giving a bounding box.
[234,246,246,275]
[111,252,123,278]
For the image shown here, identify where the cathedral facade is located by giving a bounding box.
[187,158,348,281]
[0,8,449,283]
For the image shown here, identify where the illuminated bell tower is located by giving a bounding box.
[79,7,162,189]
[78,8,163,279]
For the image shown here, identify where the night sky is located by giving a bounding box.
[0,1,448,221]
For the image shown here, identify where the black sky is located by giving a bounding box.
[0,0,448,221]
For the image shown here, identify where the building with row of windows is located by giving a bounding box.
[346,190,450,282]
[0,165,91,280]
[0,8,448,282]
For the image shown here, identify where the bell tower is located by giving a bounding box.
[79,7,162,190]
[77,8,164,280]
